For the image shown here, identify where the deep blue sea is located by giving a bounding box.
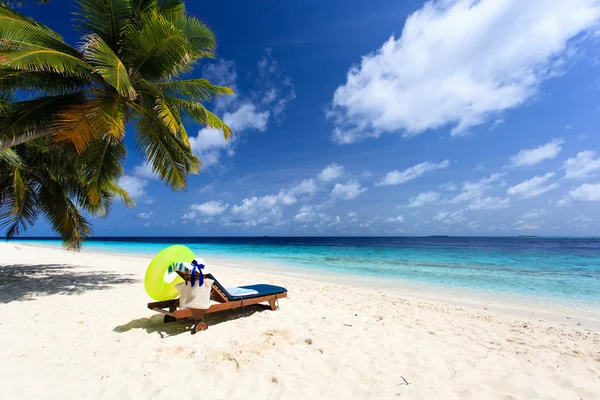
[13,237,600,312]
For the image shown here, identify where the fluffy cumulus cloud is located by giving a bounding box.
[563,151,600,180]
[467,197,511,211]
[406,191,440,208]
[189,104,270,167]
[329,0,600,143]
[330,180,367,200]
[509,139,564,167]
[376,160,450,186]
[567,183,600,201]
[318,163,344,182]
[193,201,229,216]
[507,172,559,199]
[229,195,284,226]
[182,201,229,221]
[117,175,148,198]
[188,52,295,168]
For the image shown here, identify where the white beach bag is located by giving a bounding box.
[175,278,214,310]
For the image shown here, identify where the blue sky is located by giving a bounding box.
[23,0,600,236]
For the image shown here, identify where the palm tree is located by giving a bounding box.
[0,0,233,247]
[0,139,133,249]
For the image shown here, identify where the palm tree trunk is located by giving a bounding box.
[0,131,51,151]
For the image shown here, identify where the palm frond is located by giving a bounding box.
[130,0,157,18]
[81,34,137,99]
[86,93,126,139]
[38,179,91,250]
[77,136,126,205]
[1,46,92,78]
[1,0,51,7]
[74,0,132,48]
[135,110,199,190]
[0,6,80,56]
[51,104,96,152]
[0,92,87,150]
[0,148,22,167]
[106,181,135,207]
[167,97,232,140]
[156,78,233,101]
[0,170,39,239]
[122,13,191,80]
[0,66,88,95]
[172,15,215,57]
[154,98,180,135]
[157,0,184,21]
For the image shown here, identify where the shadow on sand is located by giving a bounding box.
[0,263,137,303]
[113,305,271,337]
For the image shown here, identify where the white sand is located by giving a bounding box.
[0,243,599,399]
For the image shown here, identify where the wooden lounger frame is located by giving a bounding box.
[147,273,287,334]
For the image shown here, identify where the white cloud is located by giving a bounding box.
[376,160,450,186]
[318,163,344,182]
[133,162,160,180]
[406,191,440,208]
[294,205,317,222]
[440,181,458,192]
[137,211,154,219]
[567,214,593,228]
[563,151,600,180]
[521,208,547,219]
[330,180,367,200]
[514,220,539,231]
[467,197,510,210]
[509,139,564,167]
[450,173,505,203]
[223,103,270,132]
[229,195,284,226]
[386,214,405,223]
[507,172,559,199]
[117,175,148,198]
[567,183,600,201]
[329,0,600,143]
[347,212,356,218]
[189,53,294,168]
[191,201,229,216]
[433,210,466,224]
[289,179,318,197]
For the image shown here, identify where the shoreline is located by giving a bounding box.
[13,242,600,329]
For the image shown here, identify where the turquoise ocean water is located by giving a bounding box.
[13,237,600,313]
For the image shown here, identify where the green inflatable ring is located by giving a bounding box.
[144,245,195,301]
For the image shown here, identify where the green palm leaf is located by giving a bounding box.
[122,13,191,79]
[156,78,233,101]
[135,110,199,190]
[0,92,87,150]
[38,178,91,250]
[81,34,137,99]
[167,97,232,139]
[74,0,132,49]
[77,136,126,205]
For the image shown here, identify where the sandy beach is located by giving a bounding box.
[0,242,599,399]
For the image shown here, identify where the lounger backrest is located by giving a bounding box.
[204,273,234,301]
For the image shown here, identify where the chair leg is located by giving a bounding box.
[268,299,277,311]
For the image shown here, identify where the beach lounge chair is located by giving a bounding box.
[147,273,287,334]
